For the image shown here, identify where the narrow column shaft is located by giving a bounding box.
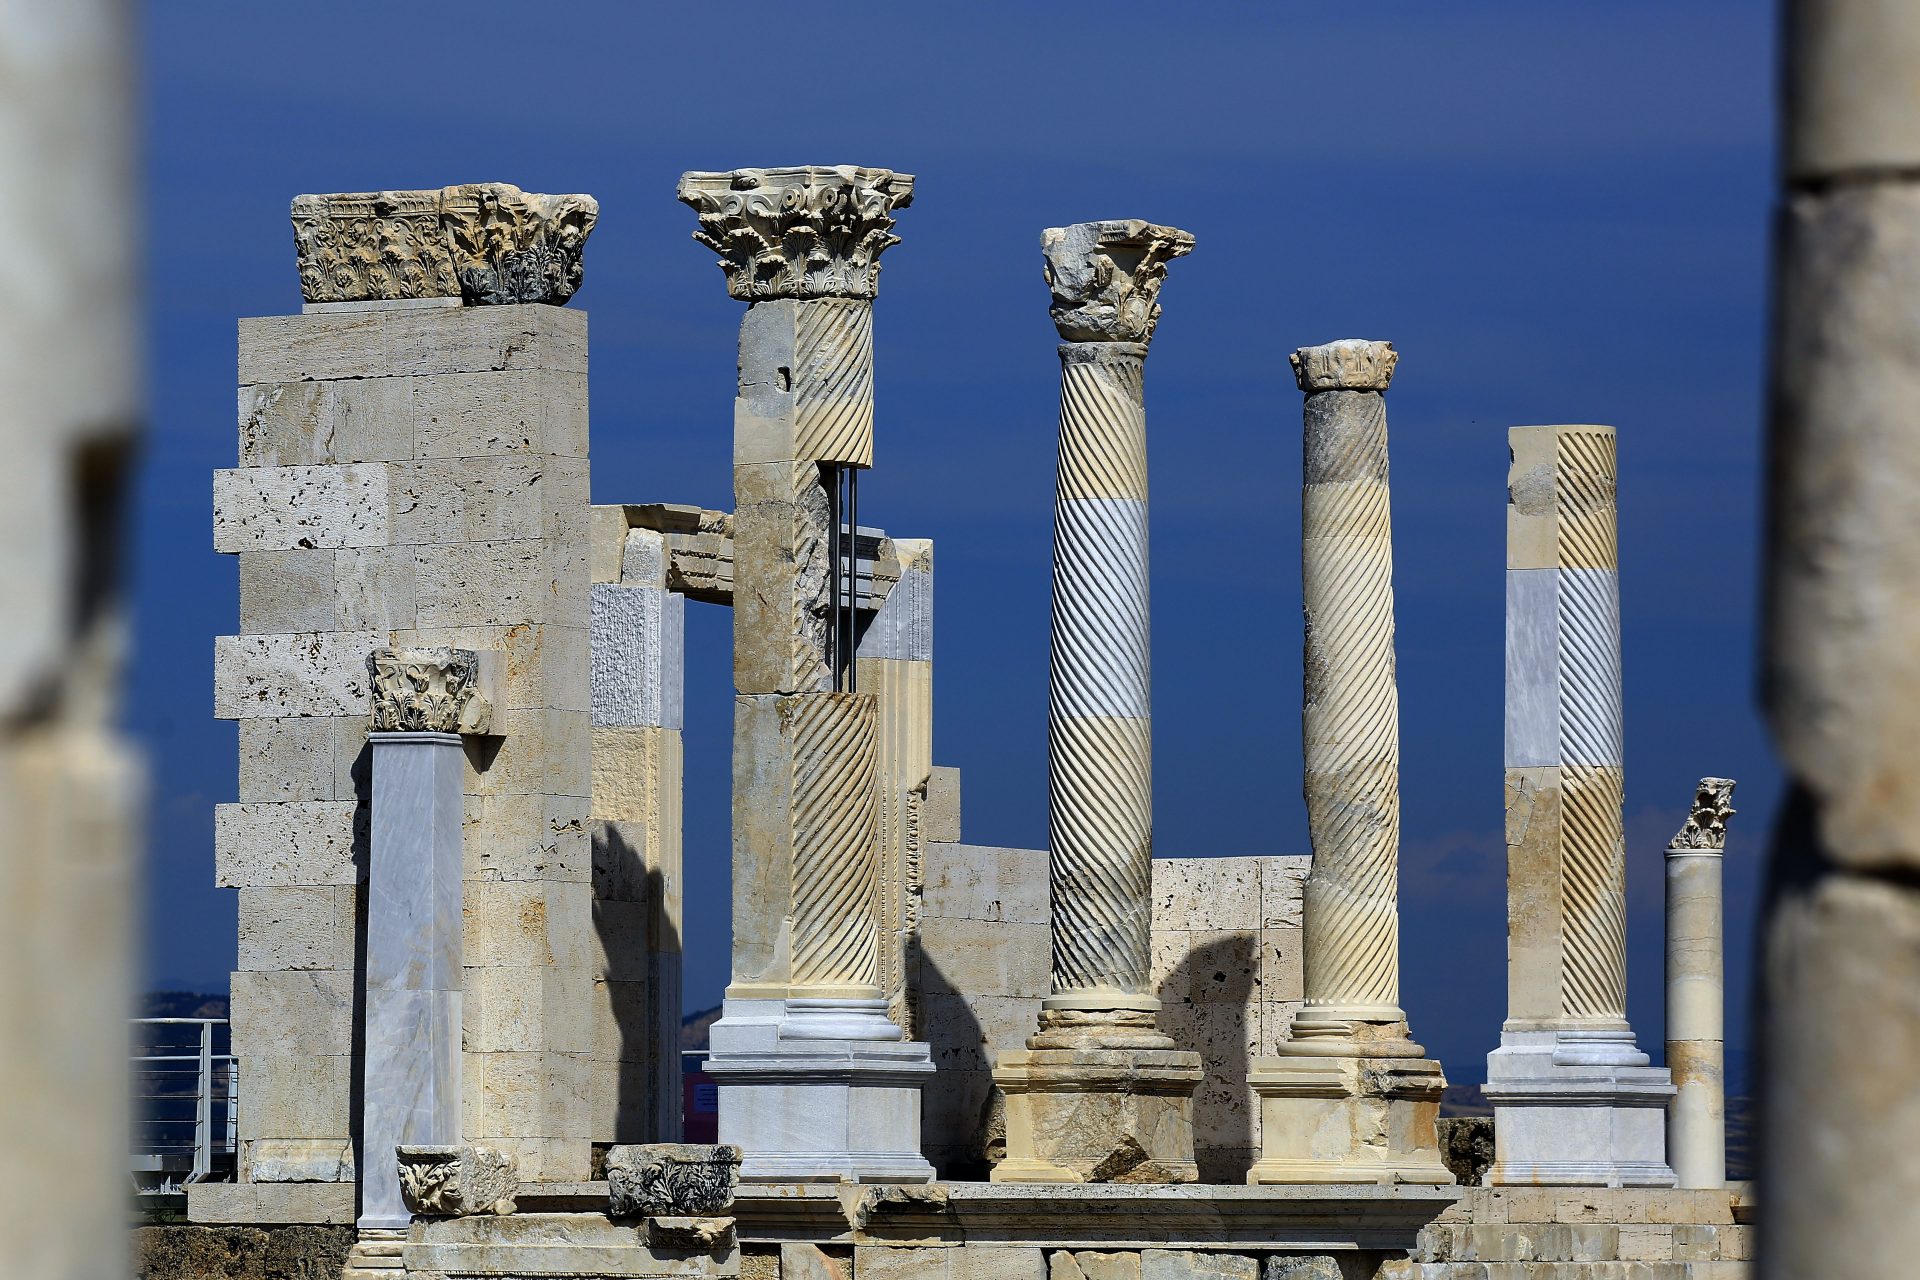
[361,730,465,1230]
[1046,341,1154,1011]
[1504,425,1629,1034]
[1294,341,1405,1025]
[1666,849,1725,1188]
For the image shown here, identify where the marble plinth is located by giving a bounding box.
[705,999,934,1183]
[1246,1043,1452,1186]
[991,1046,1202,1184]
[1483,1030,1676,1187]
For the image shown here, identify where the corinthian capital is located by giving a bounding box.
[1292,339,1398,393]
[368,646,493,735]
[291,183,597,306]
[1042,219,1195,344]
[1671,777,1737,850]
[677,166,915,300]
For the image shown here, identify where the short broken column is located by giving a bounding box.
[1485,425,1675,1188]
[1247,341,1452,1186]
[994,220,1203,1184]
[679,165,933,1182]
[1665,777,1737,1189]
[358,647,497,1236]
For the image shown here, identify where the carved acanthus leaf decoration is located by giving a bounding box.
[292,183,597,305]
[1042,219,1195,344]
[367,646,492,735]
[605,1143,741,1218]
[396,1144,517,1218]
[677,166,914,300]
[1291,339,1399,393]
[1671,777,1737,850]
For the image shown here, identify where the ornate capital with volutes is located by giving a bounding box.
[1670,777,1738,850]
[1292,339,1398,393]
[676,166,914,301]
[367,646,493,736]
[1042,219,1195,344]
[292,182,598,306]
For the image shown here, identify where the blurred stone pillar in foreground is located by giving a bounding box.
[1762,6,1920,1273]
[1665,777,1736,1190]
[1247,341,1451,1186]
[994,220,1203,1184]
[0,5,141,1280]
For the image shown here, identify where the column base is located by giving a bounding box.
[1246,1036,1455,1186]
[706,998,935,1183]
[1483,1028,1677,1188]
[990,1045,1203,1184]
[341,1227,407,1277]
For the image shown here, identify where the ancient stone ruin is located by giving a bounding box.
[175,170,1760,1280]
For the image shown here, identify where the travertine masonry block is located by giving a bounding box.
[463,880,591,969]
[237,886,355,971]
[237,717,334,803]
[239,377,415,467]
[926,765,962,843]
[391,622,588,714]
[413,368,589,460]
[214,801,360,887]
[414,539,577,628]
[731,460,831,695]
[238,549,335,634]
[213,464,390,553]
[464,792,590,882]
[332,545,417,630]
[234,1053,351,1140]
[214,631,380,720]
[237,304,587,384]
[1140,1251,1257,1280]
[466,965,593,1054]
[230,970,355,1056]
[918,918,1050,1000]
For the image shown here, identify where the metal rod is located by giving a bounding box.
[826,464,840,687]
[848,467,859,693]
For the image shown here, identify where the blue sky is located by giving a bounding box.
[137,2,1776,1088]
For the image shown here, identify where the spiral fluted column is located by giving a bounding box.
[993,220,1202,1184]
[1291,340,1408,1031]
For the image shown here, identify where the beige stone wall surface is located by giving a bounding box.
[915,843,1308,1180]
[210,303,593,1209]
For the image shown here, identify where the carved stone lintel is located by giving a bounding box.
[292,183,597,305]
[1671,777,1738,850]
[646,1217,735,1252]
[1042,220,1195,344]
[368,646,492,735]
[396,1145,517,1217]
[677,166,914,301]
[1292,339,1399,393]
[605,1143,741,1218]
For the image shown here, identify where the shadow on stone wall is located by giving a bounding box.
[592,823,681,1145]
[1161,932,1256,1183]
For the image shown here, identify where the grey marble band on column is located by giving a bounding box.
[361,729,465,1230]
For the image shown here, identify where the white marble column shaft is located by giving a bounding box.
[1292,339,1407,1029]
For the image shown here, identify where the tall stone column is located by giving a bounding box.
[680,165,933,1182]
[994,220,1203,1184]
[1484,425,1674,1188]
[1665,777,1736,1190]
[1246,341,1451,1186]
[1761,7,1920,1271]
[357,648,496,1236]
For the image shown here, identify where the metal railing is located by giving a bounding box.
[131,1018,237,1195]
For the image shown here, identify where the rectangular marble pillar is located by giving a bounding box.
[1486,424,1673,1188]
[1666,778,1737,1190]
[857,537,934,1034]
[589,511,686,1144]
[361,730,466,1230]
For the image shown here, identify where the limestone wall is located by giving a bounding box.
[199,303,595,1222]
[915,813,1309,1180]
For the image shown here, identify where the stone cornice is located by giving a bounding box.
[1042,220,1195,344]
[1292,340,1398,393]
[367,646,493,735]
[677,166,914,301]
[1671,777,1737,850]
[292,183,597,306]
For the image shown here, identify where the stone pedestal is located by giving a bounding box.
[995,221,1202,1184]
[679,165,933,1182]
[1486,425,1673,1188]
[1248,341,1451,1187]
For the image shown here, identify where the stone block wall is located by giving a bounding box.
[203,303,594,1220]
[588,505,686,1145]
[915,817,1309,1180]
[1386,1187,1753,1278]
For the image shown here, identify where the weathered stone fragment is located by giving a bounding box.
[395,1144,518,1217]
[605,1143,741,1217]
